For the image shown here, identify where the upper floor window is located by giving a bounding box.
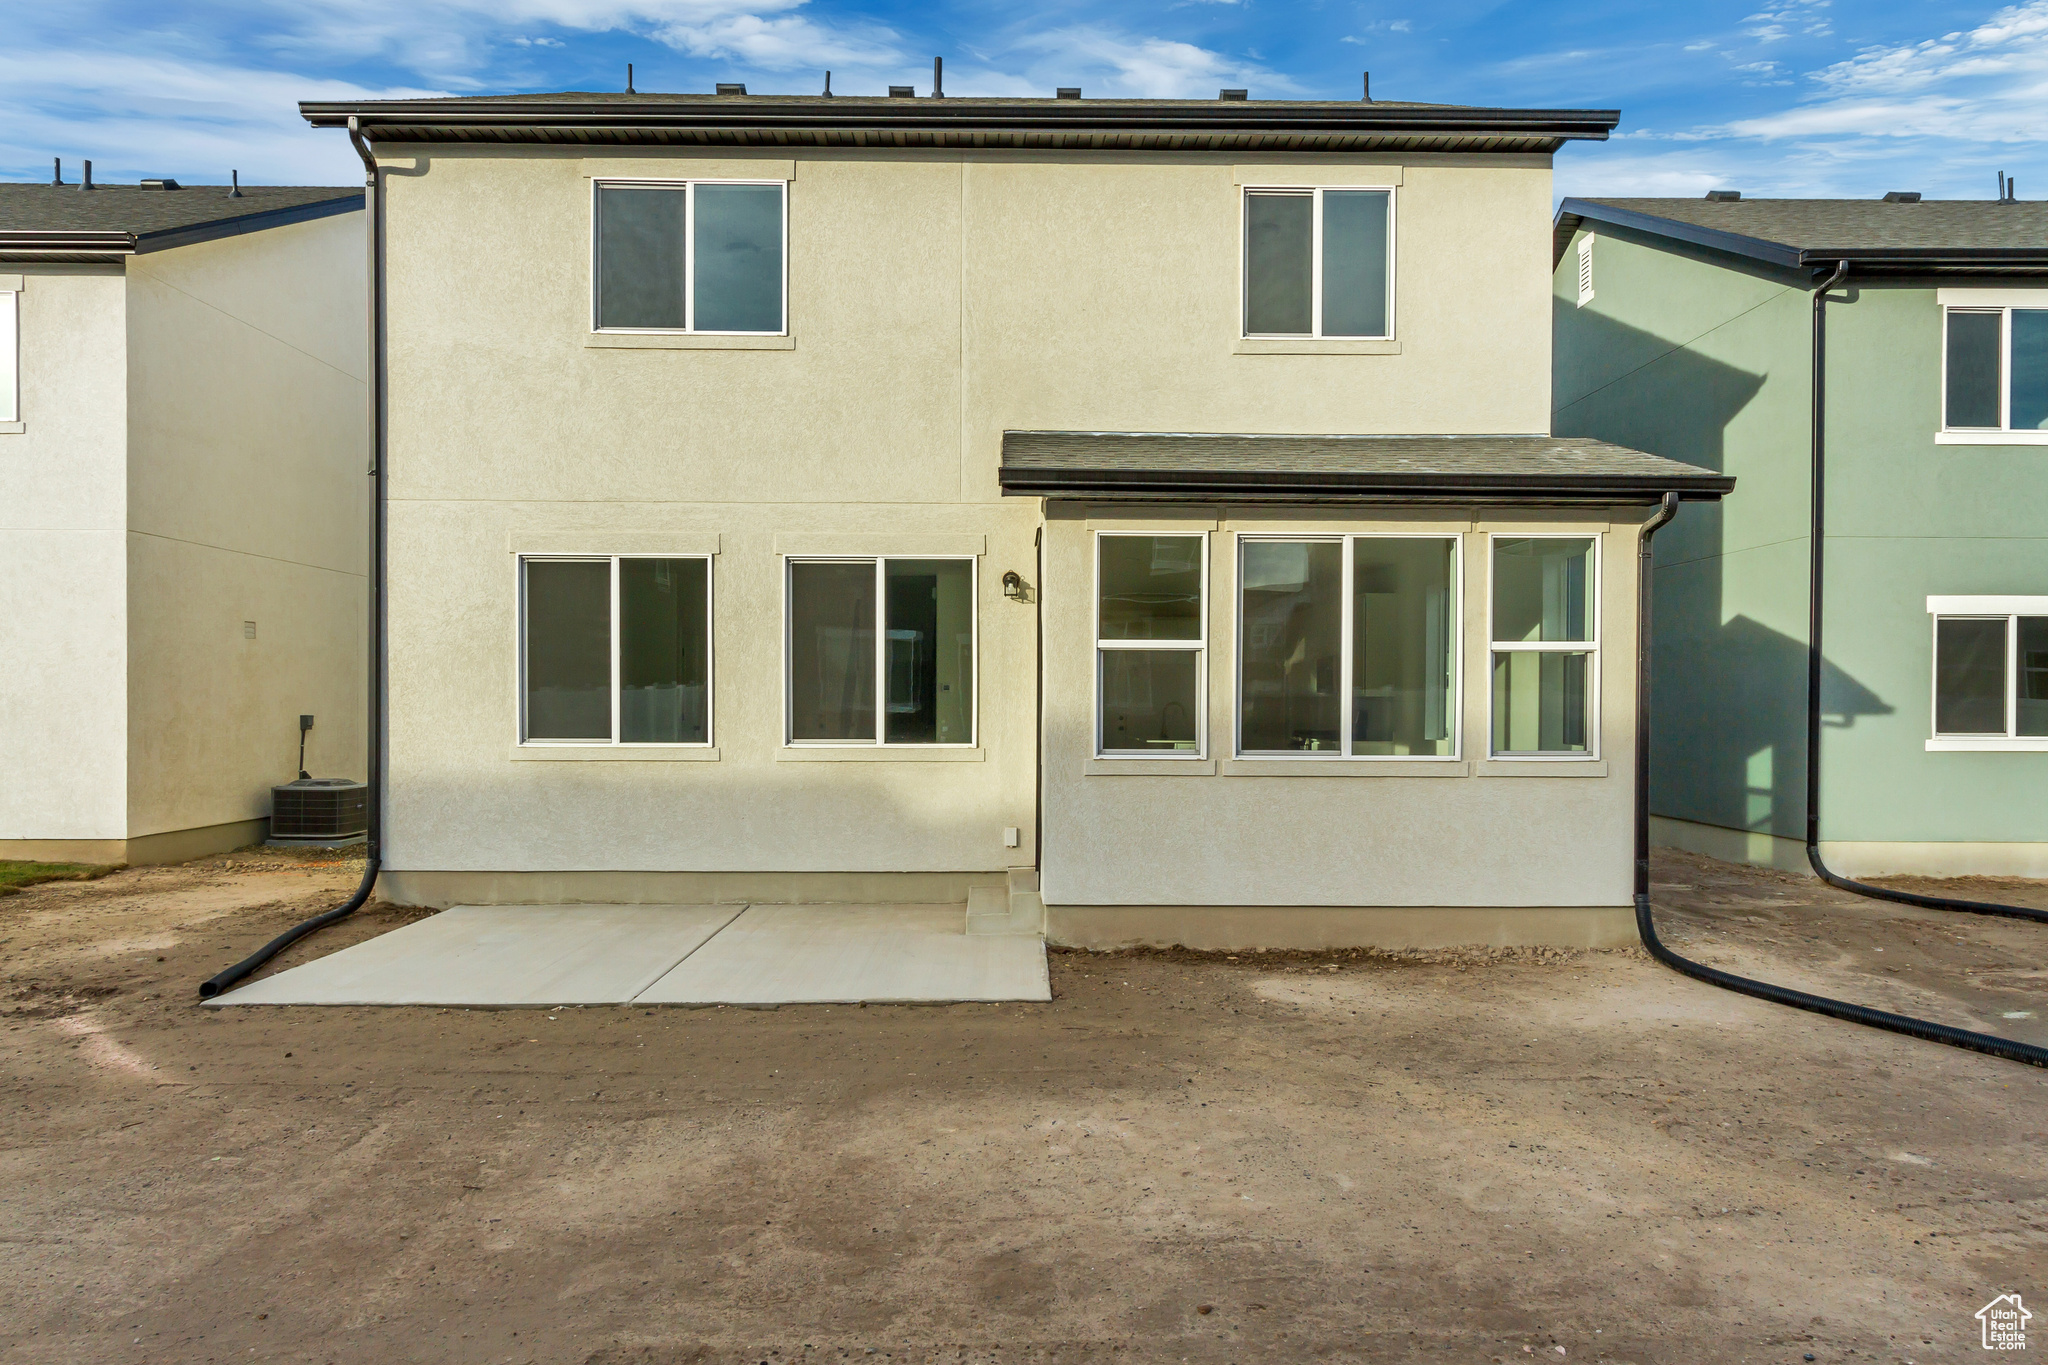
[594,180,786,335]
[0,276,18,428]
[1928,596,2048,751]
[1940,294,2048,439]
[1242,187,1393,340]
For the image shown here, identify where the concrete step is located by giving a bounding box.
[1006,889,1045,935]
[965,885,1013,936]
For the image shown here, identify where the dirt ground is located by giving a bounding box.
[3,848,2046,1365]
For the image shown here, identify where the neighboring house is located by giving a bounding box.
[299,89,1728,948]
[1553,195,2048,877]
[0,179,367,865]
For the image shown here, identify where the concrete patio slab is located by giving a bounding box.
[635,903,1051,1004]
[207,904,744,1007]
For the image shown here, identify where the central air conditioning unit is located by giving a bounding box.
[269,778,368,846]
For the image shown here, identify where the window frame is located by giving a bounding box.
[590,177,790,337]
[1239,184,1398,341]
[1936,289,2048,444]
[516,553,716,749]
[1094,530,1210,760]
[0,276,19,430]
[1485,531,1602,761]
[1231,532,1463,761]
[781,555,980,749]
[1926,595,2048,751]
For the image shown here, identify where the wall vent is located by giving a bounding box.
[1576,236,1595,307]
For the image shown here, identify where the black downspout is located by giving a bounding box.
[200,119,386,997]
[1803,262,2046,925]
[1033,524,1044,883]
[1635,492,2048,1067]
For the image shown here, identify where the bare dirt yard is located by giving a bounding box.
[3,848,2046,1365]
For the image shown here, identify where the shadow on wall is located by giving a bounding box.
[1552,298,1893,842]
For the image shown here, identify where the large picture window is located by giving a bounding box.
[521,556,712,745]
[1097,533,1207,757]
[1237,535,1458,757]
[1940,295,2048,440]
[786,558,976,746]
[594,180,786,334]
[1242,186,1394,339]
[1489,536,1598,757]
[1928,597,2048,750]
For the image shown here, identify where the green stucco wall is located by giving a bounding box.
[1553,222,2048,849]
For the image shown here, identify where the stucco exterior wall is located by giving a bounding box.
[1553,225,2048,868]
[378,145,1558,885]
[0,269,129,842]
[1039,504,1645,915]
[124,210,369,840]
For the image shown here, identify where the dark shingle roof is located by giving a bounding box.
[301,92,1619,156]
[0,184,362,263]
[1555,196,2048,275]
[999,431,1731,503]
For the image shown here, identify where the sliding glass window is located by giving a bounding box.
[1943,306,2048,432]
[786,558,976,746]
[1489,536,1597,757]
[1242,186,1394,339]
[1097,533,1207,757]
[1237,535,1458,757]
[1928,599,2048,749]
[594,180,787,334]
[521,556,712,746]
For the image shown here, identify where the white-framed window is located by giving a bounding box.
[1938,289,2048,443]
[1096,532,1208,757]
[0,276,19,426]
[784,557,977,746]
[592,179,787,335]
[1575,235,1595,308]
[1235,534,1460,758]
[1927,596,2048,751]
[1488,534,1600,758]
[519,555,713,746]
[1241,185,1395,339]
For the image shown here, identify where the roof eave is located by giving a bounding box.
[1556,198,1804,271]
[997,467,1734,502]
[1559,198,2048,275]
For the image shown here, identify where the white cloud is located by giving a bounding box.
[654,11,905,71]
[1002,26,1289,99]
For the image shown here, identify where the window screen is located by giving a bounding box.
[522,557,713,745]
[595,181,784,333]
[1243,187,1392,339]
[1098,534,1206,755]
[787,558,975,745]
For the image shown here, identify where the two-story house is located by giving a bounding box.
[1,179,366,866]
[1554,195,2048,879]
[300,88,1729,951]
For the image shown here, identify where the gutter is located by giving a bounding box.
[200,123,386,997]
[997,469,1732,502]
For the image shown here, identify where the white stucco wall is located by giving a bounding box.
[124,210,368,839]
[0,270,129,841]
[378,146,1558,880]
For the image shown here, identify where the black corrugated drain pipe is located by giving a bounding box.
[1804,261,2048,926]
[1633,491,2048,1068]
[200,118,385,999]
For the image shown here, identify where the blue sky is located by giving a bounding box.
[4,0,2043,201]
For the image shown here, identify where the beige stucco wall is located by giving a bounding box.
[123,210,368,840]
[1040,504,1646,910]
[378,145,1556,881]
[0,269,130,841]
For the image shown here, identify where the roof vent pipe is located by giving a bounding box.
[229,169,243,198]
[51,156,62,186]
[81,160,93,191]
[1999,171,2018,204]
[823,70,832,96]
[933,56,943,97]
[626,63,634,94]
[1362,71,1371,101]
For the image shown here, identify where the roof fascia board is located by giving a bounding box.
[1557,198,1805,271]
[303,99,1619,143]
[133,194,364,254]
[997,469,1733,501]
